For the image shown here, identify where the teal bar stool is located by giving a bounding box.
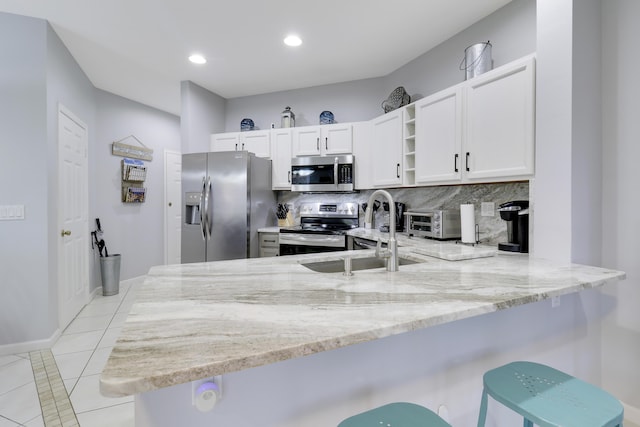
[339,402,451,427]
[477,361,624,427]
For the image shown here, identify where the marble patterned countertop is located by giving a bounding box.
[99,245,625,398]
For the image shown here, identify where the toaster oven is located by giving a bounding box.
[404,210,461,240]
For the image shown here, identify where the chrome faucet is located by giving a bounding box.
[364,190,398,272]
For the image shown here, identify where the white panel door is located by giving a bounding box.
[58,106,89,330]
[164,150,182,265]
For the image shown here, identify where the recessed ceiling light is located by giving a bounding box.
[284,35,302,47]
[188,54,207,64]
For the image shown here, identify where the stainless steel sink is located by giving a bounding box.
[301,256,420,273]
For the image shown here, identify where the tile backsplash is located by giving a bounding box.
[277,181,529,245]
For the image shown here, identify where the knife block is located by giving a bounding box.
[278,211,294,227]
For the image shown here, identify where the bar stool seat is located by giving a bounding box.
[339,402,451,427]
[478,361,624,427]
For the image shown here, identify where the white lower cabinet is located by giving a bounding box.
[271,129,293,190]
[259,232,279,257]
[370,109,403,187]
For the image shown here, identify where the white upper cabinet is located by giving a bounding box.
[370,109,403,187]
[414,86,463,185]
[412,54,535,187]
[271,128,293,190]
[211,132,240,152]
[463,55,535,181]
[211,130,270,158]
[240,130,271,158]
[293,123,353,156]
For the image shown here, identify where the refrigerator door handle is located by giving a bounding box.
[199,177,206,241]
[204,176,212,240]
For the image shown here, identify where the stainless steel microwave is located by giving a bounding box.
[290,155,354,192]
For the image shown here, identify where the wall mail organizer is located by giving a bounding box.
[121,158,147,203]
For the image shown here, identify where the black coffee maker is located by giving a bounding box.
[498,200,529,253]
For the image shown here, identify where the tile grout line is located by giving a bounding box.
[30,349,80,427]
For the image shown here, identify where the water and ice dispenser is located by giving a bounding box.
[184,192,202,225]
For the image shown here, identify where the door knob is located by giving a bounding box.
[168,202,172,207]
[61,229,71,237]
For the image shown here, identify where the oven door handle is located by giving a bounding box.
[279,233,346,248]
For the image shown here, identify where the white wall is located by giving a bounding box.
[225,77,384,132]
[224,0,536,132]
[0,14,51,348]
[180,81,226,154]
[46,19,97,326]
[387,0,536,102]
[601,0,640,409]
[531,0,574,263]
[94,90,180,283]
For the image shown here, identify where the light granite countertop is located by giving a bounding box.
[99,246,625,398]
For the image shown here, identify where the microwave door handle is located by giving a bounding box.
[199,177,206,241]
[334,157,339,186]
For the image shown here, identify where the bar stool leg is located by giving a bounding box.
[477,388,489,427]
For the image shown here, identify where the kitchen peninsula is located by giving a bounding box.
[100,244,624,427]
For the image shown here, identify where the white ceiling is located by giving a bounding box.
[1,0,511,115]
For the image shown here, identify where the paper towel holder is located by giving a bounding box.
[456,224,480,246]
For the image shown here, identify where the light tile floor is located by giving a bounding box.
[0,277,144,427]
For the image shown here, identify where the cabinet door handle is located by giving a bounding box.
[242,143,245,150]
[235,143,238,151]
[465,152,470,172]
[454,153,459,172]
[316,137,320,151]
[325,137,328,150]
[396,163,400,178]
[287,171,291,183]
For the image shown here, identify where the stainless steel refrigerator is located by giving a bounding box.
[181,151,276,263]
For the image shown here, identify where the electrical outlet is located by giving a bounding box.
[481,202,495,217]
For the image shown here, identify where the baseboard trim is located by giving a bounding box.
[1,275,147,357]
[623,401,640,424]
[0,328,61,357]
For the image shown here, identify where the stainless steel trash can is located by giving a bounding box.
[100,254,121,296]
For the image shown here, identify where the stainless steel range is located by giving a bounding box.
[279,202,358,255]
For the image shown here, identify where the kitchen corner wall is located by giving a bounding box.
[94,89,181,283]
[278,182,529,245]
[180,81,226,154]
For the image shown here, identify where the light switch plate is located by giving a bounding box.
[0,205,25,220]
[481,202,495,217]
